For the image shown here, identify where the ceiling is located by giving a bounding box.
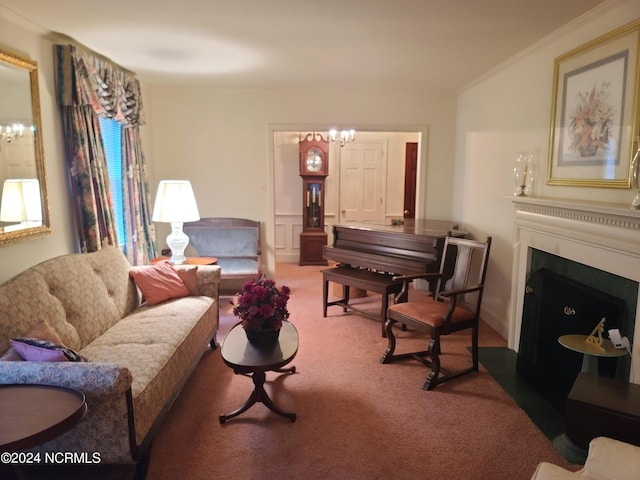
[0,0,606,91]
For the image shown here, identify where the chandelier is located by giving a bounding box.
[0,123,25,143]
[329,129,355,148]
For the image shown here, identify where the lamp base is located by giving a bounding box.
[166,222,189,264]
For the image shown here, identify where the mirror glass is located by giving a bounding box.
[0,48,50,245]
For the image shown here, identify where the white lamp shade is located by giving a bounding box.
[152,180,200,223]
[0,178,42,222]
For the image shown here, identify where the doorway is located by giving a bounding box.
[272,129,423,263]
[403,142,418,219]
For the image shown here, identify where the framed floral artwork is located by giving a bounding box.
[547,20,640,188]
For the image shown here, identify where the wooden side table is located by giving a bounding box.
[566,373,640,449]
[0,384,87,452]
[553,336,631,463]
[150,256,217,265]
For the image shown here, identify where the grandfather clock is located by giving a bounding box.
[299,133,329,266]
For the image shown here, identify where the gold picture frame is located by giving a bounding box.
[547,20,640,188]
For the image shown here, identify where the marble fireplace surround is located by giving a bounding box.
[510,196,640,384]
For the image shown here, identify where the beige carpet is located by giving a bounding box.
[146,262,571,480]
[5,262,573,479]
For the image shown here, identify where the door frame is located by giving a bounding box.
[269,124,428,271]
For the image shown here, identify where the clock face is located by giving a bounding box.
[305,149,324,172]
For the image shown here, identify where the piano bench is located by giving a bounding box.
[322,266,406,337]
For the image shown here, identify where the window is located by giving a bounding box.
[99,117,125,247]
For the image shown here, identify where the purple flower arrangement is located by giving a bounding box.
[232,275,291,331]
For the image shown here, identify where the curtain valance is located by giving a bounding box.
[54,44,145,126]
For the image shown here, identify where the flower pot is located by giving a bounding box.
[245,328,280,350]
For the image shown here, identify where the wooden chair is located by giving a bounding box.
[380,236,492,390]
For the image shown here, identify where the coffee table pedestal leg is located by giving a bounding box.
[219,369,296,424]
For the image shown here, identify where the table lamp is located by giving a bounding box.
[0,178,42,229]
[152,180,200,264]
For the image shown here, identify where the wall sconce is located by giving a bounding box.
[329,129,355,148]
[152,180,200,264]
[0,178,42,229]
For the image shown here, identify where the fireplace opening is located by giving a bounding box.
[516,268,627,412]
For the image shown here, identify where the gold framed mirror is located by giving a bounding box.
[0,47,50,245]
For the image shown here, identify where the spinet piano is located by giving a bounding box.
[321,219,465,336]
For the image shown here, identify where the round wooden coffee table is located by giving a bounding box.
[0,384,87,452]
[219,321,298,423]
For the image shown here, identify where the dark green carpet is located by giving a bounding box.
[479,347,565,441]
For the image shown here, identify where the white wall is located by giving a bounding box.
[455,0,640,338]
[0,16,77,283]
[149,88,457,276]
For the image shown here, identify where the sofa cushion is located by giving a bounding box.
[80,295,216,445]
[129,262,190,306]
[187,226,259,257]
[216,258,260,278]
[0,246,138,353]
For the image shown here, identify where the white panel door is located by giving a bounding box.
[1,130,36,181]
[339,141,385,224]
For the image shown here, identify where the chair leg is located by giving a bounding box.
[379,319,397,364]
[423,337,440,391]
[380,294,389,338]
[322,280,328,317]
[471,324,479,372]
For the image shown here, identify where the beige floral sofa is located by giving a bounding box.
[0,246,220,475]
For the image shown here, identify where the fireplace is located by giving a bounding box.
[510,197,640,385]
[516,266,628,412]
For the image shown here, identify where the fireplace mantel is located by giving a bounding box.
[510,196,640,384]
[513,196,640,231]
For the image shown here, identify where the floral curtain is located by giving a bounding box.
[54,44,156,263]
[122,125,156,263]
[59,105,117,252]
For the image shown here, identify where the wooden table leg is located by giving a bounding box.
[219,370,296,424]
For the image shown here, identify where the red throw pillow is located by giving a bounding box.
[129,261,190,305]
[176,266,199,296]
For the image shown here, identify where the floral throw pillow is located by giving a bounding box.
[1,320,65,362]
[10,338,89,362]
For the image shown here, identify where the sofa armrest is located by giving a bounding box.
[196,264,221,298]
[582,437,640,480]
[530,462,584,480]
[0,361,138,463]
[0,361,133,395]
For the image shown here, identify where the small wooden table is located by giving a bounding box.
[151,256,217,265]
[219,321,298,424]
[554,335,629,462]
[0,384,87,452]
[566,373,640,450]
